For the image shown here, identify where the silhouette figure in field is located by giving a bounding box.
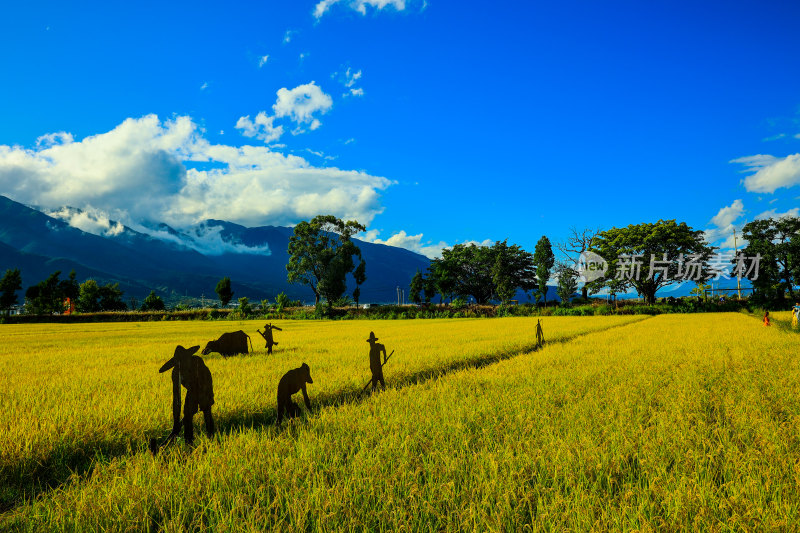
[202,330,252,357]
[764,310,771,327]
[536,319,545,348]
[150,345,215,453]
[257,323,282,354]
[366,331,388,392]
[276,363,313,425]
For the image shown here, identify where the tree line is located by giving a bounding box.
[4,213,800,316]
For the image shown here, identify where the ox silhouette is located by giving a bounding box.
[202,330,253,357]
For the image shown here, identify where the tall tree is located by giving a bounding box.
[589,219,714,305]
[409,270,424,305]
[215,277,234,307]
[491,240,536,305]
[556,264,578,306]
[0,268,22,316]
[556,227,602,300]
[286,215,366,305]
[98,283,126,311]
[740,216,800,304]
[25,271,65,315]
[77,280,102,312]
[352,259,367,308]
[533,236,555,305]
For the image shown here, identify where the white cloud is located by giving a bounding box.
[283,30,296,44]
[361,229,448,259]
[335,67,364,97]
[0,115,394,232]
[200,82,209,90]
[314,0,408,19]
[710,199,744,227]
[273,81,333,131]
[235,112,284,143]
[258,55,269,67]
[46,206,125,237]
[755,207,800,220]
[704,199,746,249]
[732,153,800,193]
[131,222,272,256]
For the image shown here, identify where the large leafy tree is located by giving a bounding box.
[430,241,535,305]
[740,216,800,304]
[286,215,366,305]
[589,219,714,305]
[215,277,234,307]
[533,236,555,305]
[0,268,22,316]
[491,240,536,304]
[352,258,367,308]
[25,270,78,315]
[141,290,165,311]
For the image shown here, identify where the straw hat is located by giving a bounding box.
[366,331,378,342]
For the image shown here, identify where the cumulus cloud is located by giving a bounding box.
[704,199,745,250]
[314,0,408,19]
[710,199,744,228]
[237,82,333,142]
[0,115,394,233]
[235,112,284,143]
[273,81,333,130]
[732,153,800,193]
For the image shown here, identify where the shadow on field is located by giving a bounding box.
[0,317,649,515]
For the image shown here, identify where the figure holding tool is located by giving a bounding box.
[257,323,282,354]
[361,331,394,393]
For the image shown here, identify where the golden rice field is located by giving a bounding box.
[2,312,800,531]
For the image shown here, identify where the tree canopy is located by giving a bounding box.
[286,215,366,305]
[0,268,22,315]
[215,277,234,307]
[589,219,714,305]
[740,216,800,304]
[428,240,535,304]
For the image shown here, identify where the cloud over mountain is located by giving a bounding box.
[0,114,393,231]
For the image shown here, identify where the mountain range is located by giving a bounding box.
[0,195,430,305]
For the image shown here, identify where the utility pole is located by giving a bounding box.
[733,228,741,299]
[396,286,400,306]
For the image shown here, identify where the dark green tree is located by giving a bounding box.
[77,280,102,312]
[589,219,714,305]
[353,259,367,308]
[141,290,165,311]
[740,216,800,304]
[215,277,234,307]
[60,270,80,304]
[25,271,65,315]
[409,270,424,305]
[533,236,555,305]
[423,271,436,304]
[286,215,366,305]
[491,240,536,305]
[0,268,22,316]
[98,283,126,311]
[556,264,578,306]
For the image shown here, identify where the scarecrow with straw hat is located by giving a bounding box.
[367,331,388,392]
[150,345,215,453]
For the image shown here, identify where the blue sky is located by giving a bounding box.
[2,0,800,259]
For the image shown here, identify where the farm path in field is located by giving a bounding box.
[1,316,651,516]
